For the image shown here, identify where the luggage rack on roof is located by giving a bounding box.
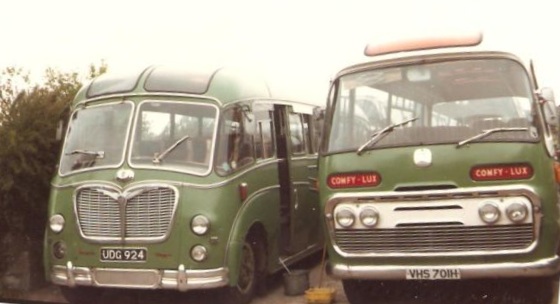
[364,31,483,57]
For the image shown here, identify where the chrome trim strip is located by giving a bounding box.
[327,255,560,280]
[51,180,123,190]
[75,92,223,108]
[52,159,282,190]
[53,155,317,190]
[325,185,541,257]
[51,264,228,290]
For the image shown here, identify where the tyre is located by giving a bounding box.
[220,236,266,304]
[59,286,103,304]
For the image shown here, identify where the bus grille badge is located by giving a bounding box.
[116,169,135,182]
[414,148,432,167]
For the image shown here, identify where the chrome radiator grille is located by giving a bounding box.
[335,224,533,254]
[76,186,177,241]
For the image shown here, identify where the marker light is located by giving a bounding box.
[364,31,483,56]
[239,182,248,201]
[554,162,560,184]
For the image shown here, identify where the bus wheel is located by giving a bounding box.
[59,286,103,304]
[221,238,260,304]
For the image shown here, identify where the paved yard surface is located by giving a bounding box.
[3,256,559,304]
[4,254,346,304]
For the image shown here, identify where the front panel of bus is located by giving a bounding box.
[44,96,242,291]
[319,54,560,280]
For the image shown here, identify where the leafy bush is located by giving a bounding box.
[0,64,106,288]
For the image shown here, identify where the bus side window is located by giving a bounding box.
[254,104,275,160]
[216,105,255,174]
[289,112,306,155]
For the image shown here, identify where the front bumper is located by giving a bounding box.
[51,261,228,291]
[327,255,560,280]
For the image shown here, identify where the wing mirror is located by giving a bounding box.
[539,87,558,127]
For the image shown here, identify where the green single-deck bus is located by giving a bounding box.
[43,65,324,304]
[318,32,560,303]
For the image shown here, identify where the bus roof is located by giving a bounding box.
[337,31,535,80]
[72,65,291,107]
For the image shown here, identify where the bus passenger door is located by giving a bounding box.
[273,104,293,255]
[274,105,319,255]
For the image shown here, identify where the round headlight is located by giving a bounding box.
[191,245,208,262]
[506,202,528,223]
[191,215,210,235]
[359,207,379,227]
[479,202,500,224]
[49,214,65,233]
[335,208,355,228]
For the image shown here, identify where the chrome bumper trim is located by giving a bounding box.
[51,263,228,291]
[327,255,560,280]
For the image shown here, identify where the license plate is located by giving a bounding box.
[406,268,461,280]
[100,248,147,262]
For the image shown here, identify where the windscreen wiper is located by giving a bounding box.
[456,127,528,148]
[65,149,105,158]
[153,135,190,164]
[357,117,418,155]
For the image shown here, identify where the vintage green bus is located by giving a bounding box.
[43,65,324,304]
[318,32,560,303]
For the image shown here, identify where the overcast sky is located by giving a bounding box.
[1,0,558,105]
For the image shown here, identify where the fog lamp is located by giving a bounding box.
[53,241,66,259]
[191,245,208,262]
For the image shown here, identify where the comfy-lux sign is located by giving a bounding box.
[470,163,533,181]
[327,172,381,188]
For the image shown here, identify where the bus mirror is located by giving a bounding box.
[540,87,555,104]
[230,121,240,133]
[543,102,558,127]
[314,107,325,120]
[56,119,64,141]
[539,88,558,127]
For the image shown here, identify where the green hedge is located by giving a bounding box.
[0,65,105,284]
